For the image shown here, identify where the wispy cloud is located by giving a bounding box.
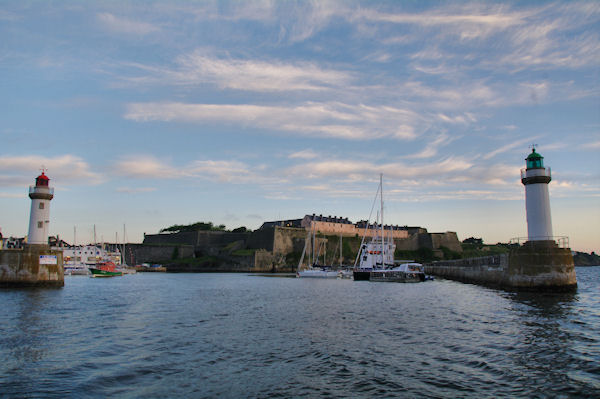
[404,133,457,159]
[119,52,353,92]
[116,187,157,194]
[124,101,420,140]
[357,4,529,37]
[285,157,475,181]
[112,155,280,184]
[0,155,103,187]
[289,149,319,160]
[582,140,600,150]
[97,12,160,35]
[481,137,537,160]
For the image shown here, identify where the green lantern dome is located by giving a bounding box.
[526,148,544,169]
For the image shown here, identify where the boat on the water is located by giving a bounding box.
[353,174,427,283]
[296,222,339,278]
[369,262,425,282]
[89,261,123,277]
[297,268,339,278]
[64,264,90,275]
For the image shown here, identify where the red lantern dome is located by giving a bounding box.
[35,172,50,187]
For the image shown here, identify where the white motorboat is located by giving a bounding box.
[369,262,425,283]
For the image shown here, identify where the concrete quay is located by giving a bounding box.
[0,244,64,288]
[425,240,577,291]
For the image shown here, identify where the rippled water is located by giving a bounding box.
[1,267,598,398]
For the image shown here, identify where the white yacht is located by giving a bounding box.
[60,245,122,275]
[353,174,426,283]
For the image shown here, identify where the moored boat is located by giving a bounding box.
[353,174,426,283]
[64,264,90,275]
[369,262,425,283]
[297,267,339,278]
[89,261,123,277]
[297,221,341,278]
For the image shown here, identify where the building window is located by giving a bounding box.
[39,202,44,209]
[37,221,43,228]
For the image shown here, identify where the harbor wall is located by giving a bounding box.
[137,227,463,272]
[0,245,64,287]
[394,231,462,255]
[425,241,576,290]
[126,244,195,265]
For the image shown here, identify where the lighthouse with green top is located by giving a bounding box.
[521,147,553,241]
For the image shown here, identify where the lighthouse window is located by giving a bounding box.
[37,221,43,228]
[39,203,44,209]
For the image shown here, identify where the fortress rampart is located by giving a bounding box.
[141,226,462,272]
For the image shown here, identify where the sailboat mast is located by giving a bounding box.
[339,232,342,267]
[123,224,126,266]
[380,173,385,267]
[312,219,316,266]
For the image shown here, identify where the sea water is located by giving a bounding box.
[1,267,598,398]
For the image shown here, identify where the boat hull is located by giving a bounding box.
[297,270,338,278]
[369,270,423,283]
[89,268,123,277]
[353,270,371,281]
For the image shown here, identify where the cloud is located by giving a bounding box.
[289,149,319,160]
[404,133,457,159]
[112,155,279,184]
[120,52,353,92]
[0,155,103,187]
[481,137,537,160]
[359,3,599,72]
[188,160,255,183]
[97,12,160,35]
[116,187,157,194]
[0,193,24,198]
[582,140,600,150]
[124,101,421,140]
[356,4,530,39]
[286,157,474,181]
[112,156,184,179]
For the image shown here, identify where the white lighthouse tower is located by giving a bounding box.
[521,147,553,241]
[27,170,54,245]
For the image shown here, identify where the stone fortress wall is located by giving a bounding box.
[139,215,462,272]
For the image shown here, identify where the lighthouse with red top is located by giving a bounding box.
[27,169,54,245]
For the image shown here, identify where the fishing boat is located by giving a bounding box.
[89,261,123,277]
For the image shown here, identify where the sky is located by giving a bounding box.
[0,1,598,252]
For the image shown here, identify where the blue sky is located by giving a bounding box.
[1,1,598,252]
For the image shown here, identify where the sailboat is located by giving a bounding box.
[353,174,425,283]
[296,221,338,278]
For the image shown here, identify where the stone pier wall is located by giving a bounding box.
[0,245,64,287]
[425,255,509,285]
[425,241,577,291]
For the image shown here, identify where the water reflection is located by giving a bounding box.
[0,270,598,397]
[502,273,598,396]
